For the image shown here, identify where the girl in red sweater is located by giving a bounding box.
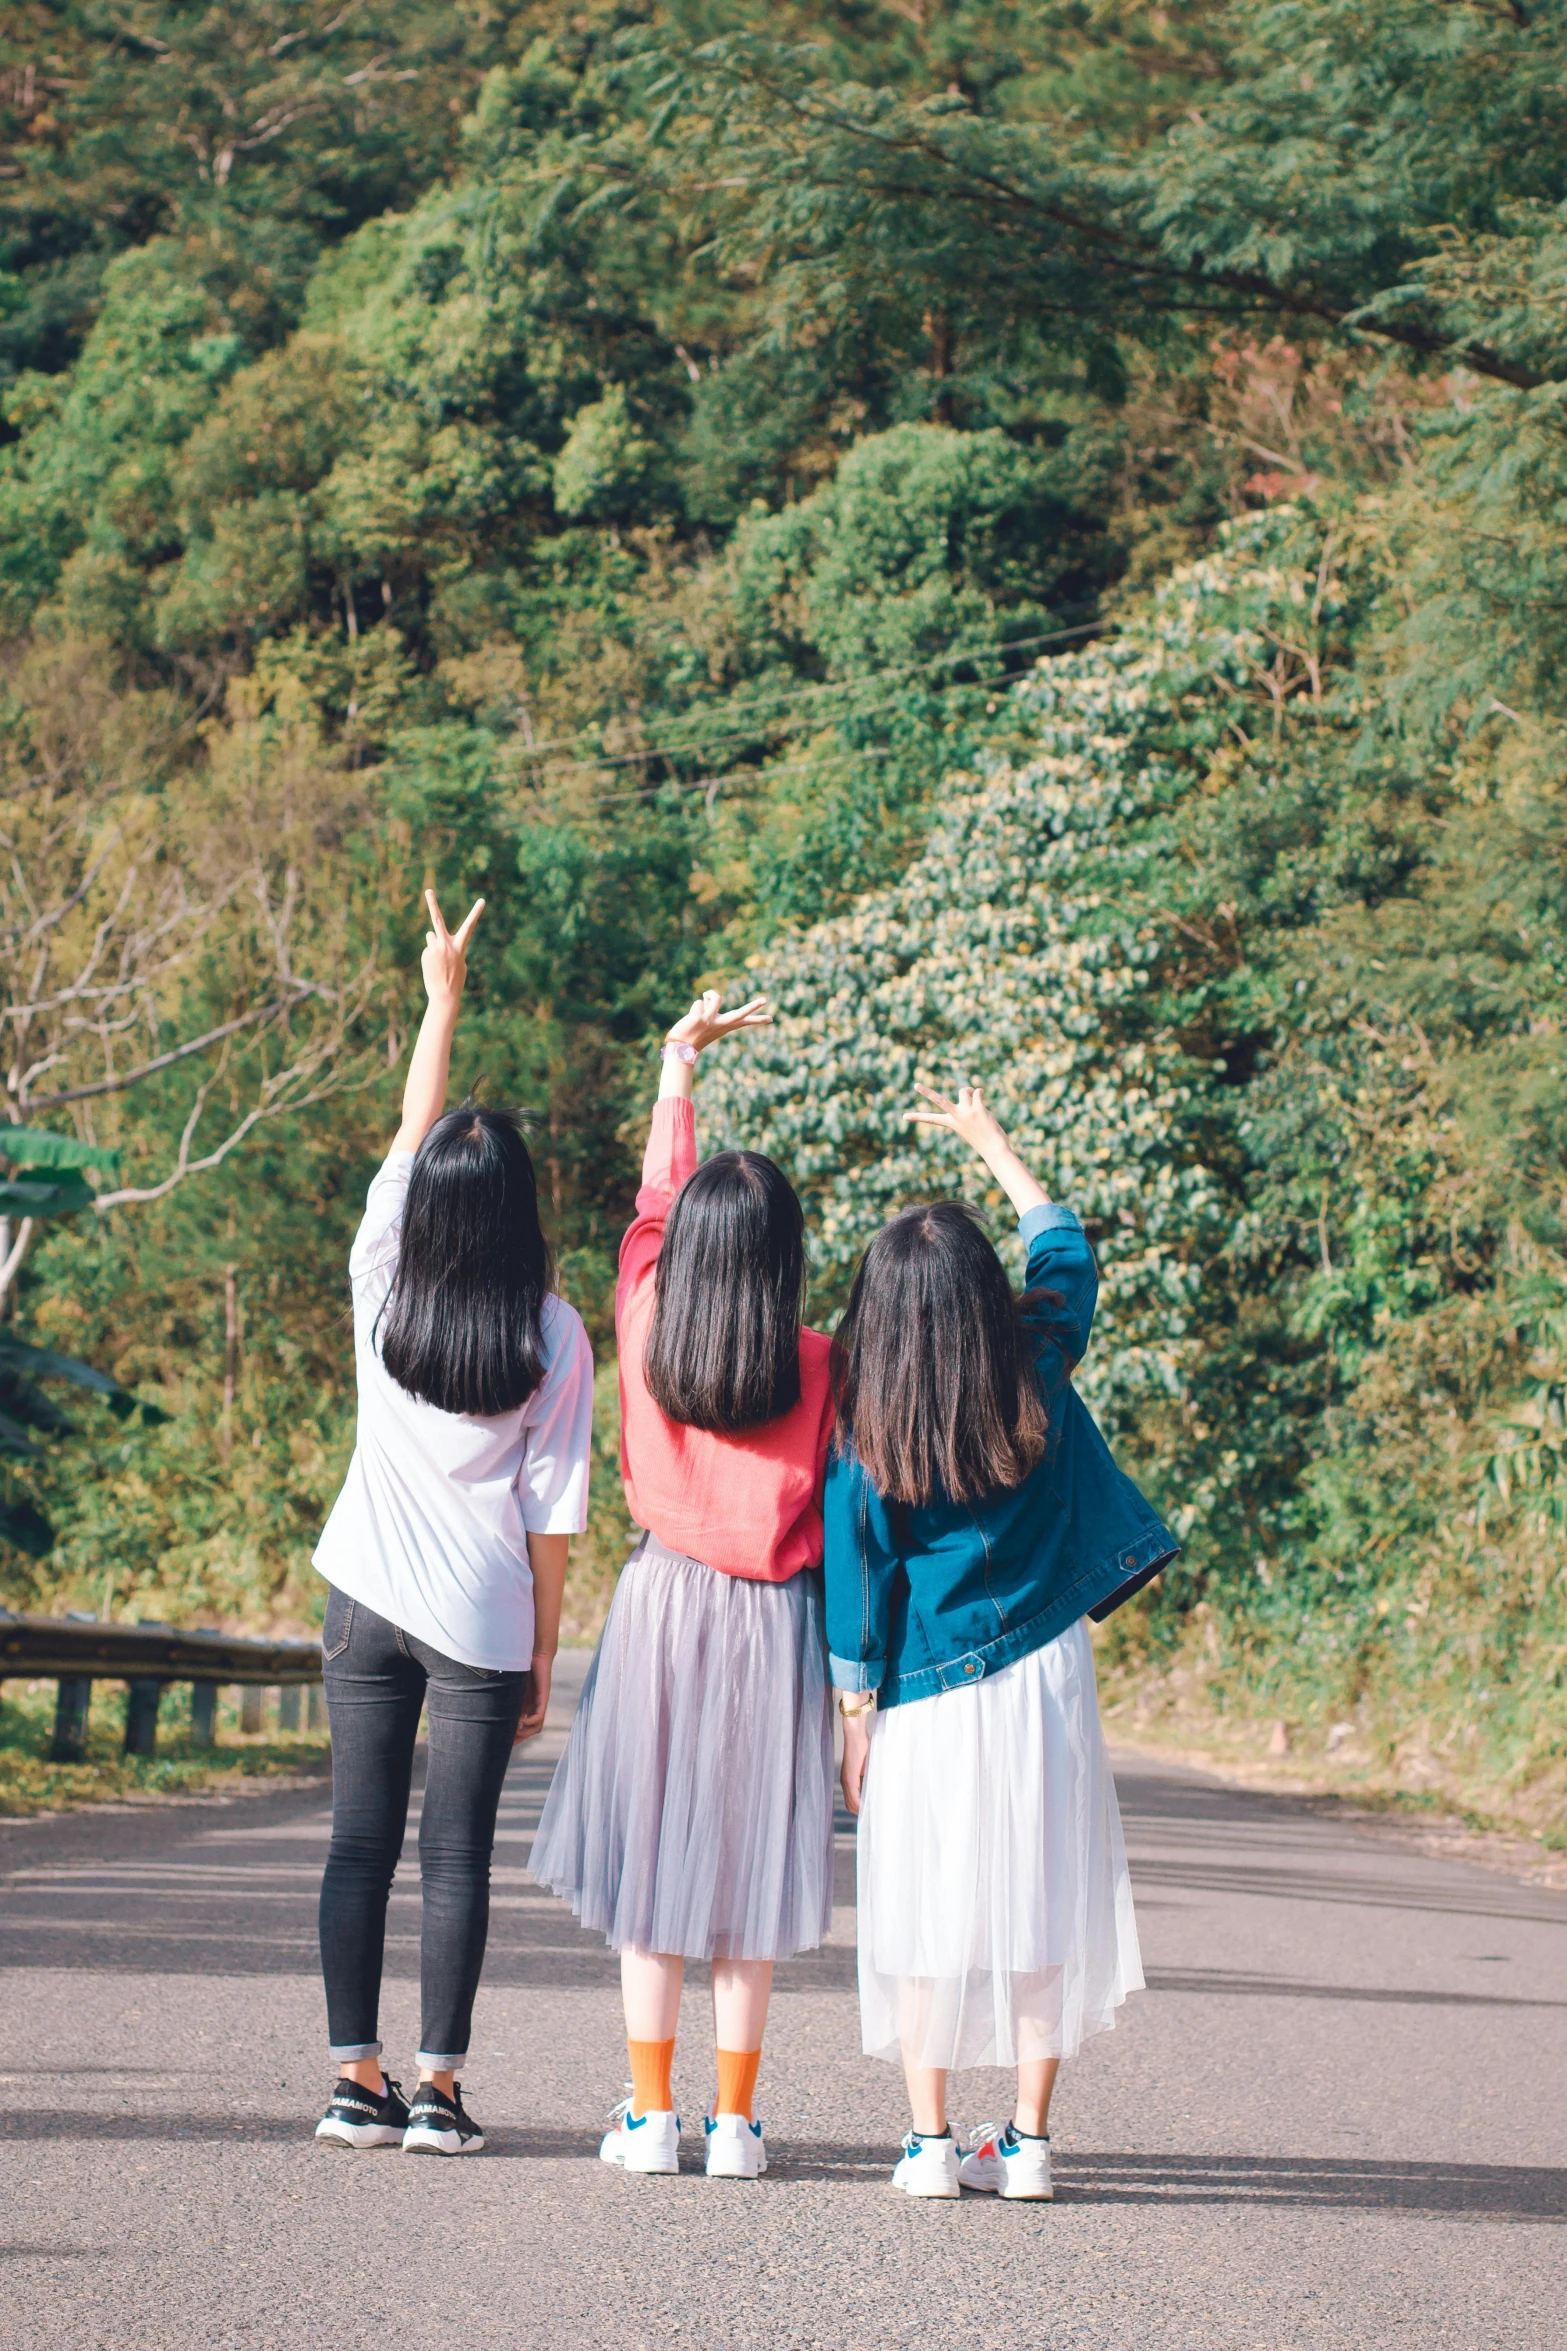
[531,991,835,2180]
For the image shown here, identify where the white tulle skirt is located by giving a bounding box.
[530,1534,835,1961]
[856,1618,1143,2071]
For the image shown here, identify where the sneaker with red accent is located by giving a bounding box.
[958,2121,1053,2199]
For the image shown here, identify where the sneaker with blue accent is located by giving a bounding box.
[890,2128,961,2197]
[599,2095,681,2174]
[958,2121,1053,2200]
[704,2111,767,2179]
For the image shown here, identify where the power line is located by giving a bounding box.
[506,616,1106,779]
[581,745,890,809]
[520,617,1102,766]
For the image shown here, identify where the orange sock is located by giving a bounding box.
[627,2037,674,2117]
[715,2047,761,2122]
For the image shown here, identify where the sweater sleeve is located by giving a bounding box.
[1019,1202,1098,1385]
[639,1095,697,1213]
[823,1447,902,1694]
[617,1096,698,1343]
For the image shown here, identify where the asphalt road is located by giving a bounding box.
[2,1651,1564,2351]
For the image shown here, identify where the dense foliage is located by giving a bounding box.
[2,1,1565,1819]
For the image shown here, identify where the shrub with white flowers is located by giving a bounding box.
[702,509,1323,1435]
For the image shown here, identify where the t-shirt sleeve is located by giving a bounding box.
[517,1301,595,1535]
[348,1152,415,1302]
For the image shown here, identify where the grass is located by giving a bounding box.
[1092,1619,1567,1866]
[0,1676,330,1816]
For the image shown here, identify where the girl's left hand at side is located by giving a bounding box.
[514,1654,553,1744]
[840,1711,871,1816]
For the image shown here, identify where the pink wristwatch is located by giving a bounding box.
[660,1040,698,1064]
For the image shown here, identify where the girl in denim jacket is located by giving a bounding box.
[826,1082,1176,2200]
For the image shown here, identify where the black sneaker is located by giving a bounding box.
[315,2075,410,2149]
[402,2080,485,2156]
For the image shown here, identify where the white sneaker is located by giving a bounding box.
[599,2097,682,2174]
[704,2111,767,2179]
[891,2129,962,2197]
[958,2121,1053,2200]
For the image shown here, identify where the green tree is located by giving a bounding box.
[0,0,560,379]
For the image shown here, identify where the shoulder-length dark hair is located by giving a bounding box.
[643,1150,805,1434]
[377,1106,551,1417]
[831,1202,1048,1507]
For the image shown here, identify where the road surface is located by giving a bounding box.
[2,1652,1563,2349]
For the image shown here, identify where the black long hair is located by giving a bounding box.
[831,1202,1049,1506]
[643,1150,805,1434]
[377,1106,551,1417]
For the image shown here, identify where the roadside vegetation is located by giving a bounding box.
[0,1676,328,1814]
[1,3,1564,1831]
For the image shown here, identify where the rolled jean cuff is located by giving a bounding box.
[416,2049,467,2070]
[329,2039,382,2061]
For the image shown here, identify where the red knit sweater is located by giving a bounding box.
[615,1096,833,1580]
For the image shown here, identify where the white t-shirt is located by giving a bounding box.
[313,1151,593,1671]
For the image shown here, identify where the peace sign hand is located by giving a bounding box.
[420,889,485,1008]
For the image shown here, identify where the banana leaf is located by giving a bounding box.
[0,1336,168,1425]
[0,1128,119,1173]
[0,1173,98,1220]
[0,1498,55,1557]
[0,1369,73,1436]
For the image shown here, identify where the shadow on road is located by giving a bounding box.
[0,2244,109,2262]
[1054,2150,1567,2222]
[3,2103,1560,2224]
[1127,1854,1567,1927]
[1144,1967,1567,2010]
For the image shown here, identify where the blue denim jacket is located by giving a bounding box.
[823,1204,1177,1709]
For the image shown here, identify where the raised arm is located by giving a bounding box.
[910,1081,1096,1371]
[390,889,485,1156]
[618,987,775,1335]
[656,987,773,1106]
[639,987,772,1199]
[906,1082,1050,1220]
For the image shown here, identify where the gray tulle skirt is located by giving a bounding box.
[529,1534,835,1961]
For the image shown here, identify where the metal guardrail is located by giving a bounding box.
[0,1609,322,1761]
[0,1613,321,1683]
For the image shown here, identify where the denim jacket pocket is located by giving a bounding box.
[321,1587,355,1662]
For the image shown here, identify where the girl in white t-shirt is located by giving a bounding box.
[311,892,593,2159]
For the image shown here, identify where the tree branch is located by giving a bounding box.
[18,997,310,1114]
[692,65,1552,392]
[93,1054,371,1211]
